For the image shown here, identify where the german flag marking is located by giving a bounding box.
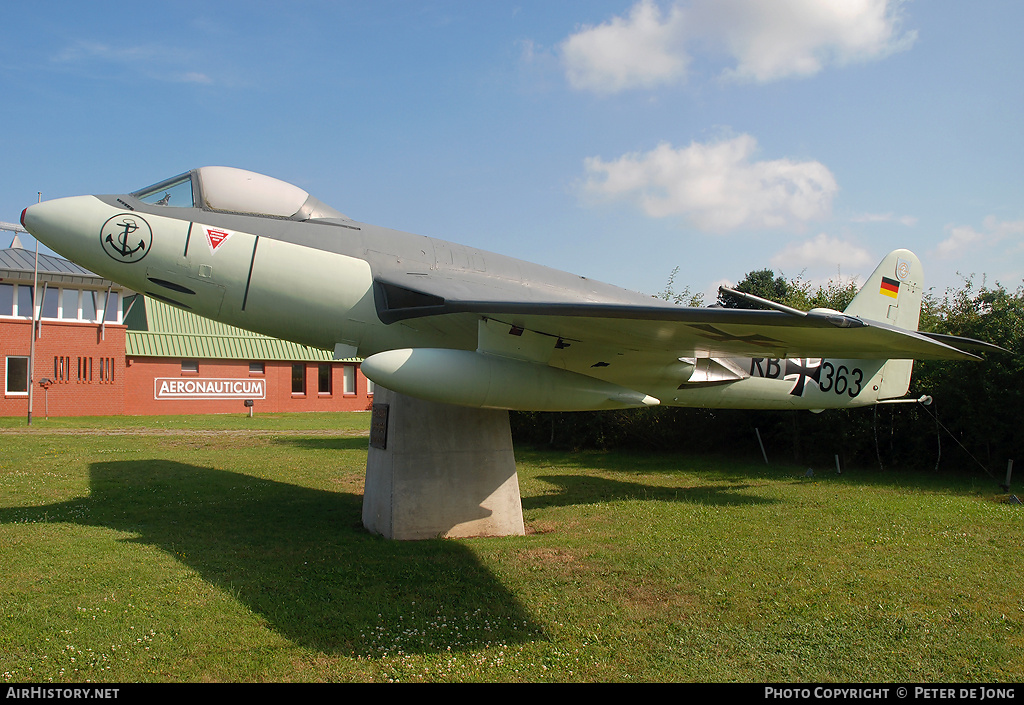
[879,276,900,299]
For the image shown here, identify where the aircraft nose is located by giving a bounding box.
[22,196,87,248]
[20,194,163,290]
[20,195,109,267]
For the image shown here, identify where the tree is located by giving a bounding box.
[512,267,1021,478]
[717,268,790,308]
[659,266,705,307]
[910,280,1023,471]
[784,274,860,313]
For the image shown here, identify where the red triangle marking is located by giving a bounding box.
[206,228,230,252]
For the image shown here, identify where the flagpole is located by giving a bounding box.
[27,192,40,426]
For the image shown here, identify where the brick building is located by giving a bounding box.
[1,237,373,418]
[122,295,373,416]
[1,236,128,418]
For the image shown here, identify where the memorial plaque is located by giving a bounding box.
[370,403,389,449]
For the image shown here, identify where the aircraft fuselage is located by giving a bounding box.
[21,167,985,412]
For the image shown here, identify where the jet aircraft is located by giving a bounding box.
[20,167,1000,413]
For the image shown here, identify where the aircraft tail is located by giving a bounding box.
[843,249,923,399]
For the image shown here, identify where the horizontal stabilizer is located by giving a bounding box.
[919,332,1008,355]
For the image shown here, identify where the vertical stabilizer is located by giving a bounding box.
[844,249,923,331]
[844,249,923,399]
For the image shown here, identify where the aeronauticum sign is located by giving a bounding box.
[155,378,266,400]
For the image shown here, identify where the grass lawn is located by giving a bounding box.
[0,413,1021,682]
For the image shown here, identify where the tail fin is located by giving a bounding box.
[844,249,923,399]
[844,249,923,330]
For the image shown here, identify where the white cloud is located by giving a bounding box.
[771,233,873,271]
[935,225,985,260]
[559,0,916,92]
[935,216,1024,260]
[851,212,918,227]
[581,134,838,231]
[705,277,734,304]
[53,40,217,85]
[55,40,181,66]
[177,71,213,85]
[703,0,917,83]
[561,0,688,93]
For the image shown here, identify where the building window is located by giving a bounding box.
[291,363,305,394]
[98,358,114,383]
[81,290,98,322]
[0,283,14,316]
[318,363,332,395]
[181,360,199,374]
[249,361,265,374]
[16,284,32,318]
[40,285,58,319]
[343,365,355,395]
[5,357,29,395]
[103,292,119,323]
[78,356,92,382]
[61,289,79,319]
[79,357,93,382]
[54,355,71,383]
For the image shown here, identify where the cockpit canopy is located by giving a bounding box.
[132,167,348,221]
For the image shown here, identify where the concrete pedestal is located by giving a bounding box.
[362,387,526,540]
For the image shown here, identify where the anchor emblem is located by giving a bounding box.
[107,219,144,256]
[100,214,153,263]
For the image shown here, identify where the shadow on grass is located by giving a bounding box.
[515,446,777,476]
[514,446,1006,496]
[524,474,777,510]
[271,436,375,452]
[0,459,542,656]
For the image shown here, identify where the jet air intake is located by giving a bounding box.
[361,348,660,411]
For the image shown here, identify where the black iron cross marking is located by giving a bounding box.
[784,358,822,396]
[689,324,781,349]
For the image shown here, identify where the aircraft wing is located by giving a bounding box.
[373,274,987,362]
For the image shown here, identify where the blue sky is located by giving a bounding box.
[2,1,1021,303]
